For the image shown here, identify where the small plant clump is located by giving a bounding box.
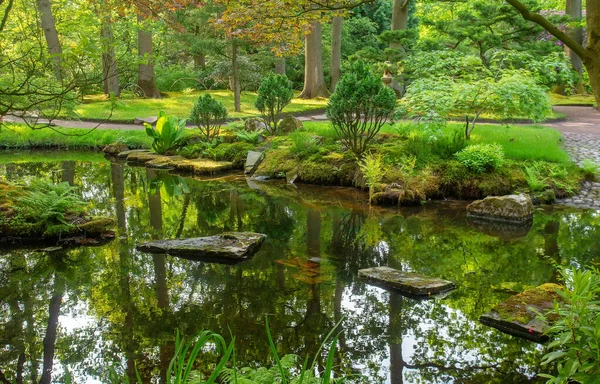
[144,111,188,155]
[327,60,396,157]
[581,159,599,181]
[359,153,386,203]
[189,94,228,141]
[255,74,294,135]
[455,144,505,173]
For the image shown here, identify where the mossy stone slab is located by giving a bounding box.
[137,232,266,264]
[479,283,562,343]
[358,266,456,298]
[117,149,150,159]
[170,159,233,175]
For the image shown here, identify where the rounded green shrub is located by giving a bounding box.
[326,60,396,157]
[189,94,228,141]
[255,74,294,134]
[455,144,505,173]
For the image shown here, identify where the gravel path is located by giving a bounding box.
[545,107,600,209]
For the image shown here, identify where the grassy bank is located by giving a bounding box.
[75,90,328,122]
[550,93,597,107]
[0,124,152,150]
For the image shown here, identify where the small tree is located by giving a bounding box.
[189,94,228,141]
[255,74,294,134]
[327,61,396,157]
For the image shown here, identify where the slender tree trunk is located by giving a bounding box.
[39,273,65,384]
[391,0,410,49]
[101,17,120,97]
[299,22,329,99]
[35,0,62,79]
[275,57,286,75]
[193,52,206,70]
[331,16,342,92]
[231,40,241,112]
[137,13,161,98]
[566,0,585,94]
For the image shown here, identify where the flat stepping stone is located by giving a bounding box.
[170,158,233,175]
[480,283,562,343]
[136,232,266,264]
[117,149,150,159]
[358,266,456,298]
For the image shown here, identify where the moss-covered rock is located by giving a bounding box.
[297,161,340,185]
[253,149,298,180]
[213,142,256,169]
[77,217,115,236]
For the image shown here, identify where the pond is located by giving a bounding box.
[0,152,599,383]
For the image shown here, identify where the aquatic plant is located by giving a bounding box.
[539,266,600,384]
[144,112,188,154]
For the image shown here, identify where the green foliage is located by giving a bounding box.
[234,129,264,144]
[359,153,386,202]
[255,74,294,134]
[189,94,228,141]
[12,181,87,236]
[538,267,600,384]
[581,160,600,181]
[289,132,319,159]
[144,112,188,154]
[525,165,550,192]
[455,144,505,173]
[327,60,396,157]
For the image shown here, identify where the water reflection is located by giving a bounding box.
[0,154,599,383]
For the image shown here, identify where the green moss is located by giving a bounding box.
[494,283,563,325]
[298,161,340,185]
[254,148,298,179]
[213,142,257,168]
[77,218,115,235]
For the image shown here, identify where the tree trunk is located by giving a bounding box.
[39,273,65,384]
[566,0,585,94]
[193,52,206,70]
[299,22,329,99]
[331,16,342,92]
[101,18,120,97]
[137,13,161,98]
[584,2,600,107]
[231,41,241,112]
[390,0,410,49]
[35,0,62,79]
[275,57,286,75]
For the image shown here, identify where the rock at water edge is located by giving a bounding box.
[467,194,534,223]
[137,232,266,264]
[245,151,264,175]
[480,283,562,342]
[358,266,456,297]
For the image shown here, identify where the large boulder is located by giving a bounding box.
[245,118,267,132]
[277,115,303,134]
[136,232,266,264]
[466,194,534,223]
[103,142,129,155]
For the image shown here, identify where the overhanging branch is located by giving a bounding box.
[505,0,588,60]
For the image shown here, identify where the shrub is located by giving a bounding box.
[144,112,187,154]
[234,129,264,144]
[455,144,504,173]
[327,60,396,157]
[289,131,319,159]
[189,94,228,141]
[255,74,294,134]
[539,266,600,384]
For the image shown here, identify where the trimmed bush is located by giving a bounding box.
[189,94,228,141]
[255,74,294,134]
[455,144,505,173]
[327,60,396,157]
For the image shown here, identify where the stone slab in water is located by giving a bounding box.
[467,194,534,223]
[480,283,562,343]
[136,232,266,264]
[358,266,456,297]
[245,151,264,175]
[117,149,150,159]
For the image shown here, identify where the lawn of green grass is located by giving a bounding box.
[0,150,106,164]
[0,124,152,149]
[549,93,597,107]
[76,90,328,122]
[303,121,570,163]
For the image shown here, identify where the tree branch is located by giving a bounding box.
[504,0,588,60]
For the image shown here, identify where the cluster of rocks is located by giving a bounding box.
[556,132,600,209]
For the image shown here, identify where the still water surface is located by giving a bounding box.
[1,152,599,383]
